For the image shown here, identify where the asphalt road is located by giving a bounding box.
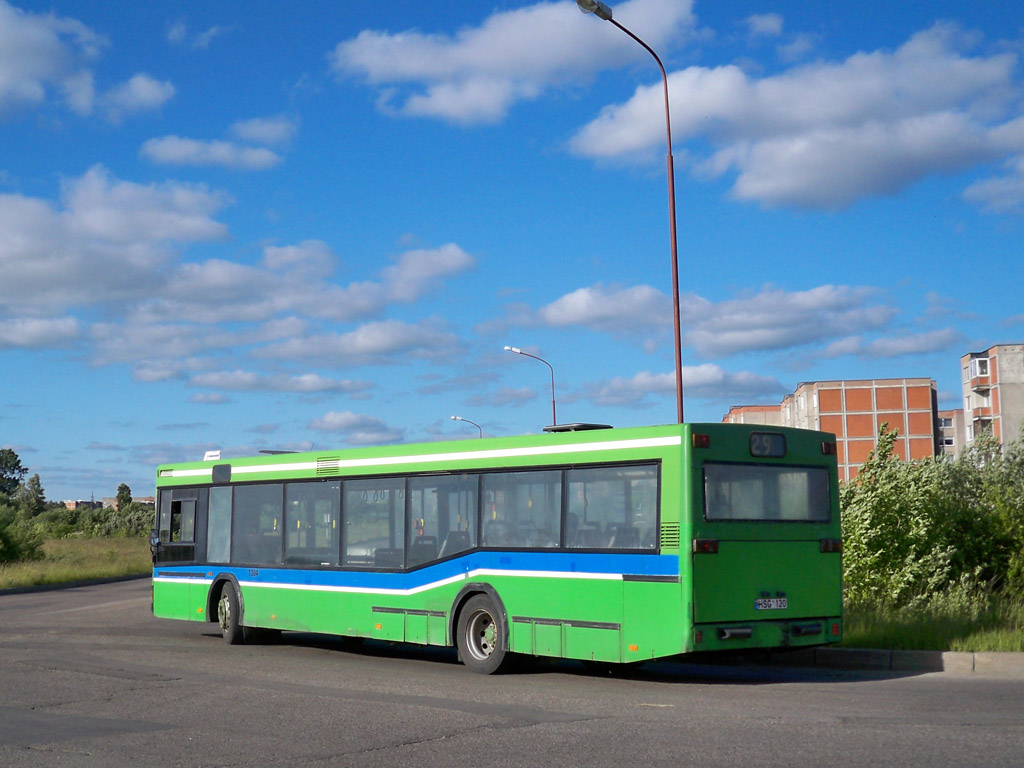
[1,579,1023,768]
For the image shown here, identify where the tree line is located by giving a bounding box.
[0,448,153,564]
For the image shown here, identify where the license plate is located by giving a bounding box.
[754,598,788,610]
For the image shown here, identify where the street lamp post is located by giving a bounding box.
[450,415,483,438]
[504,346,557,427]
[576,0,684,424]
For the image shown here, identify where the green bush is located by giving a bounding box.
[841,424,1024,609]
[0,501,43,564]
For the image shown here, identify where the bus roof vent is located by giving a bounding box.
[543,423,613,433]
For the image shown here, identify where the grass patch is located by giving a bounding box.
[0,536,150,590]
[842,594,1024,652]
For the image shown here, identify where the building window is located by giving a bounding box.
[970,358,989,378]
[940,418,953,429]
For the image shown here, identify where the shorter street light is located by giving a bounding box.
[450,415,483,438]
[504,345,557,427]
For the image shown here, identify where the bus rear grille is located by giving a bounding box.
[316,457,341,475]
[660,523,680,549]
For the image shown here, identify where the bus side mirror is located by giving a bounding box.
[149,529,161,549]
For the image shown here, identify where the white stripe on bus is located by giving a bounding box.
[154,567,629,596]
[160,435,682,479]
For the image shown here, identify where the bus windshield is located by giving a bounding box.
[703,462,830,522]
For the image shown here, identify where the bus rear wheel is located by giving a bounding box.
[217,583,244,645]
[456,594,507,674]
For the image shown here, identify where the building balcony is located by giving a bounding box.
[970,376,991,392]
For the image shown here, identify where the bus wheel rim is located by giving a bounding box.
[467,609,496,660]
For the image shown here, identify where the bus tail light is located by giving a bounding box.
[822,441,838,455]
[693,538,719,554]
[692,433,711,449]
[819,538,843,553]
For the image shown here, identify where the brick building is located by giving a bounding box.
[725,378,939,481]
[962,344,1024,445]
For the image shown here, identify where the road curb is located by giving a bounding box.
[789,646,1024,676]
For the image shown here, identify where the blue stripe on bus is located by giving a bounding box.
[154,550,679,590]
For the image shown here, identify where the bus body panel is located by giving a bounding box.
[692,540,842,623]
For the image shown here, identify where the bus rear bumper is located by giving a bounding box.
[690,616,842,653]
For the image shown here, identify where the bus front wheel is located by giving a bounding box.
[456,594,507,674]
[217,583,244,645]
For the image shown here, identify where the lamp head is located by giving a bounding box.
[576,0,613,21]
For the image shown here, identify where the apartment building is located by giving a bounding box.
[962,344,1024,445]
[725,378,939,481]
[937,409,966,457]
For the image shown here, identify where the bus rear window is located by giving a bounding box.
[704,462,830,522]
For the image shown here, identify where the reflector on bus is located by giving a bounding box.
[692,538,719,554]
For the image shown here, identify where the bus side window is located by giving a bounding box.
[566,465,658,550]
[481,470,560,548]
[408,474,478,565]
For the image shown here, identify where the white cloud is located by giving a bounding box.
[101,73,174,120]
[331,0,695,125]
[571,23,1024,208]
[0,165,228,313]
[744,13,783,38]
[167,21,231,50]
[523,282,895,358]
[963,154,1024,213]
[578,364,784,407]
[193,26,230,50]
[467,386,537,408]
[262,240,335,278]
[259,319,462,365]
[189,393,229,404]
[167,21,187,45]
[824,329,964,358]
[230,115,299,145]
[142,136,281,169]
[309,411,405,445]
[0,1,105,114]
[0,316,80,348]
[538,284,669,332]
[382,243,475,301]
[189,370,373,395]
[684,285,896,357]
[128,241,473,327]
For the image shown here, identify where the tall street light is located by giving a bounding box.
[504,346,557,427]
[450,415,483,438]
[576,0,684,424]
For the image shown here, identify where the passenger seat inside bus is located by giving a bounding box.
[408,535,438,566]
[438,530,470,558]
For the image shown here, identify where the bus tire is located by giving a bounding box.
[456,594,507,674]
[217,582,244,645]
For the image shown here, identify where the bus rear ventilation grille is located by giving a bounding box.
[316,457,341,475]
[659,523,681,549]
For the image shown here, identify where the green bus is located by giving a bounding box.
[151,422,842,673]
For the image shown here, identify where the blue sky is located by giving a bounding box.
[1,0,1022,501]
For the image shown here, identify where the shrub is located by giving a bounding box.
[0,502,43,563]
[841,424,1024,608]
